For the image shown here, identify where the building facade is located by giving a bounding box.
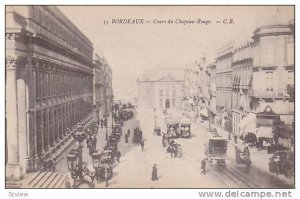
[202,19,294,150]
[205,62,217,125]
[215,43,234,132]
[93,53,106,123]
[137,69,184,111]
[231,42,254,138]
[245,21,295,149]
[103,61,113,115]
[6,6,95,180]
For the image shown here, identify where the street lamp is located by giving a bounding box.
[105,119,108,141]
[67,154,77,172]
[66,125,94,188]
[91,151,101,183]
[92,151,102,168]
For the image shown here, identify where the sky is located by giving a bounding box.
[57,6,294,100]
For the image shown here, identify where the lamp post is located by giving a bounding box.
[91,151,102,183]
[105,121,108,141]
[66,124,94,188]
[208,101,211,130]
[154,115,157,130]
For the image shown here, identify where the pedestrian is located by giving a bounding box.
[162,135,166,148]
[234,135,238,144]
[201,158,207,175]
[100,118,103,128]
[125,133,128,143]
[141,140,145,151]
[274,155,280,175]
[127,129,130,136]
[116,150,121,163]
[151,164,158,181]
[169,146,173,158]
[104,118,108,128]
[174,144,178,158]
[104,168,109,187]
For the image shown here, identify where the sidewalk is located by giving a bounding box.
[198,119,294,185]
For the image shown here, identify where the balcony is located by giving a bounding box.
[248,89,290,99]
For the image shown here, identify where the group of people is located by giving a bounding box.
[125,129,130,143]
[99,117,108,129]
[161,134,182,158]
[86,128,98,155]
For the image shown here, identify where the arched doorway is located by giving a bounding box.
[165,99,170,109]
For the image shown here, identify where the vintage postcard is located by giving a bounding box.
[5,5,294,190]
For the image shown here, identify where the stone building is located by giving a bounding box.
[244,20,295,149]
[137,69,184,111]
[5,6,95,180]
[93,53,106,123]
[231,42,254,138]
[103,60,113,115]
[205,62,217,124]
[209,19,294,150]
[215,43,234,132]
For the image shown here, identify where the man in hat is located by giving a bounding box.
[104,167,109,187]
[116,150,121,163]
[141,140,145,151]
[201,158,207,175]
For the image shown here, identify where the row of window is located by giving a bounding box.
[159,89,176,97]
[35,67,93,102]
[30,6,93,59]
[216,72,232,88]
[35,99,93,155]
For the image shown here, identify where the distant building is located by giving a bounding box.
[137,69,184,111]
[93,53,110,122]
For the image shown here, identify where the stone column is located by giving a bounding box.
[17,63,29,173]
[6,56,22,180]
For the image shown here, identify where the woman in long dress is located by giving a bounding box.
[152,164,158,181]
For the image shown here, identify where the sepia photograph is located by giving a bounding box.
[5,5,295,190]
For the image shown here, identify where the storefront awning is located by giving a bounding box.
[239,113,256,133]
[256,126,273,138]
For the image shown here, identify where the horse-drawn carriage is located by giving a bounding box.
[101,149,114,165]
[205,134,228,165]
[235,143,251,166]
[133,127,143,143]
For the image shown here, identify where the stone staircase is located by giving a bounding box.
[21,171,69,188]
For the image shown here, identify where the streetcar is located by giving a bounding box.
[205,134,228,165]
[179,117,191,138]
[165,117,180,138]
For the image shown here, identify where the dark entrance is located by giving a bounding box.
[165,99,170,109]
